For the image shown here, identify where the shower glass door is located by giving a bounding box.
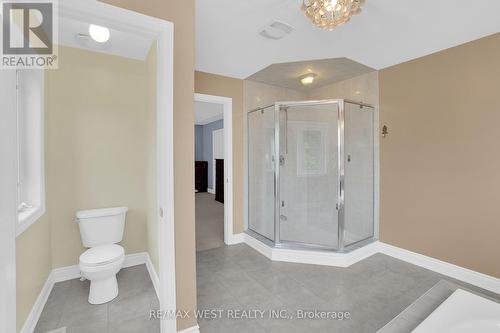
[342,101,375,247]
[277,102,339,249]
[248,106,276,241]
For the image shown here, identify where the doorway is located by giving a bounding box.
[194,93,234,251]
[0,1,177,332]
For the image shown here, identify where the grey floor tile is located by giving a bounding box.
[108,316,160,333]
[65,322,107,333]
[108,289,156,324]
[196,243,500,333]
[59,302,108,328]
[35,265,159,333]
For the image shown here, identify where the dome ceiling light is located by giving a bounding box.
[302,0,365,31]
[299,73,317,86]
[89,24,110,43]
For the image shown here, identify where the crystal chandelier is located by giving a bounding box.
[302,0,365,31]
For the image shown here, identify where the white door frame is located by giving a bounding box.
[1,1,178,332]
[194,93,237,245]
[212,128,224,194]
[0,67,18,333]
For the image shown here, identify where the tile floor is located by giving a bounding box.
[196,243,499,333]
[35,244,498,333]
[35,265,159,333]
[195,192,224,252]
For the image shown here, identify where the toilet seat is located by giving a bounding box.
[80,244,124,267]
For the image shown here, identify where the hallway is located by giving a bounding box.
[195,192,225,251]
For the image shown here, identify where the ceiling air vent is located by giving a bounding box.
[259,20,294,40]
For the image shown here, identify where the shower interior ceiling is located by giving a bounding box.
[245,57,375,91]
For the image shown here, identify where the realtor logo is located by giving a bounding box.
[1,0,58,69]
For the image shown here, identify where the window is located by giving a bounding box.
[16,69,45,236]
[296,122,327,176]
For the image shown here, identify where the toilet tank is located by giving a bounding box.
[76,206,128,248]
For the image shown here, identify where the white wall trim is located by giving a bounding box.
[22,252,159,333]
[0,68,18,333]
[145,254,160,300]
[207,188,215,194]
[243,234,500,294]
[194,93,235,246]
[177,324,200,333]
[212,128,224,192]
[243,233,378,267]
[20,271,54,333]
[377,242,500,295]
[226,232,245,246]
[51,252,154,283]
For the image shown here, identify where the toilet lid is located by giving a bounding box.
[80,244,124,266]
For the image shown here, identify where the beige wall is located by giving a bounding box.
[379,33,500,278]
[46,46,150,268]
[195,71,245,234]
[16,214,51,331]
[101,1,197,330]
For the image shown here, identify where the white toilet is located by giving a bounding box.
[76,206,128,304]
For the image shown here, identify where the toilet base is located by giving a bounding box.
[88,275,119,304]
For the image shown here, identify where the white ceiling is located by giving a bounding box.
[195,101,224,125]
[59,16,155,60]
[196,0,500,79]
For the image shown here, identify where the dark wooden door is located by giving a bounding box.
[195,161,208,193]
[215,159,224,203]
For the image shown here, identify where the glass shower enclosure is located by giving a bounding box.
[247,99,375,252]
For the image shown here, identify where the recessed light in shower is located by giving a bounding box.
[299,73,317,86]
[89,24,110,43]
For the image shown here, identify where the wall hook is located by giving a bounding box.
[382,125,388,138]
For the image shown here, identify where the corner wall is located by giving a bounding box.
[100,1,198,330]
[379,33,500,278]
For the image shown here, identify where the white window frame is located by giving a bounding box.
[16,69,46,237]
[295,121,328,177]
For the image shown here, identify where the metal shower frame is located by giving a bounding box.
[247,99,376,253]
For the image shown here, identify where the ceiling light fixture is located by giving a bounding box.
[88,24,110,43]
[299,73,317,85]
[302,0,365,31]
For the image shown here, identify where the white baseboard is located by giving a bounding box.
[178,324,200,333]
[226,232,244,245]
[272,241,380,268]
[243,233,273,259]
[124,252,148,268]
[145,254,160,300]
[51,252,151,283]
[20,271,55,333]
[207,188,215,194]
[22,251,158,333]
[377,242,500,295]
[243,233,500,295]
[52,264,80,283]
[243,233,378,267]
